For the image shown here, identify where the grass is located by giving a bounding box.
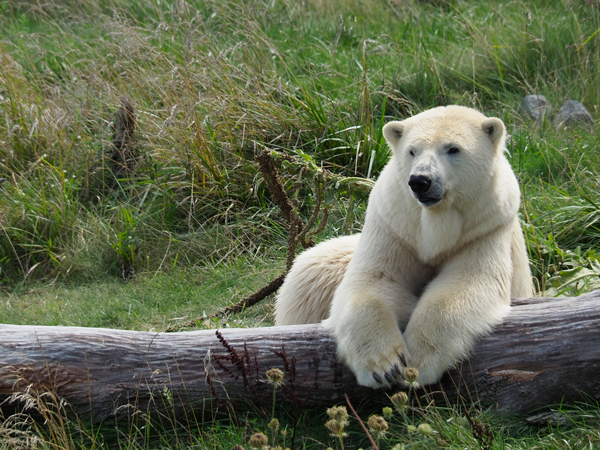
[1,0,600,283]
[2,0,600,448]
[0,255,283,329]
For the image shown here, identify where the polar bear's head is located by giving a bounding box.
[382,106,506,210]
[381,105,517,261]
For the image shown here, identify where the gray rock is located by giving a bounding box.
[517,95,552,122]
[553,100,594,129]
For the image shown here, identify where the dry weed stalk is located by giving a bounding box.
[255,149,317,270]
[166,149,341,332]
[110,97,138,179]
[3,385,86,450]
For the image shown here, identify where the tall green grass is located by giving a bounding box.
[1,0,600,285]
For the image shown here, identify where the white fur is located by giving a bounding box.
[274,234,359,325]
[418,207,463,261]
[274,106,533,388]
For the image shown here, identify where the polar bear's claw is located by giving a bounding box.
[399,353,407,367]
[372,373,383,384]
[386,367,399,382]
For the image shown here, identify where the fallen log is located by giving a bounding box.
[1,291,600,422]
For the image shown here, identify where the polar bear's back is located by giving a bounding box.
[274,234,360,325]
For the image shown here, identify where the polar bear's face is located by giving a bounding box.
[382,106,506,210]
[404,140,458,207]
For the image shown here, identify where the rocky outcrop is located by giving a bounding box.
[553,100,594,129]
[517,95,552,122]
[518,96,594,129]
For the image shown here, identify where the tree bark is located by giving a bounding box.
[1,291,599,421]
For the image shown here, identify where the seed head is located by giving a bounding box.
[249,432,268,449]
[417,423,433,436]
[390,391,408,411]
[407,425,417,432]
[404,367,419,383]
[268,418,280,433]
[382,407,393,420]
[266,368,284,386]
[231,445,245,450]
[403,367,420,388]
[391,445,405,450]
[367,414,389,433]
[326,405,349,424]
[325,419,346,436]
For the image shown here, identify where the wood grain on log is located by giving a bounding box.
[1,291,599,421]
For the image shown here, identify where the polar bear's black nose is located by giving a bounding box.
[408,175,431,194]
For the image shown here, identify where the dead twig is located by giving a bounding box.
[110,97,138,179]
[164,272,287,332]
[169,150,343,332]
[255,149,318,269]
[345,393,379,450]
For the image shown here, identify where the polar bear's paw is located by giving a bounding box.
[340,337,409,389]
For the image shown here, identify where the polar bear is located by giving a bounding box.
[274,105,533,388]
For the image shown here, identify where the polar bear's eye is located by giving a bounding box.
[409,150,415,157]
[447,146,460,155]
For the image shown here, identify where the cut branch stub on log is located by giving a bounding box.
[1,291,600,422]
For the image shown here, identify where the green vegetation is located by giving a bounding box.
[1,0,600,448]
[2,0,600,290]
[0,259,282,328]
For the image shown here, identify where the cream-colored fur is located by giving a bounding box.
[274,106,533,388]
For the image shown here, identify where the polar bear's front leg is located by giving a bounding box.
[403,231,513,385]
[323,280,418,389]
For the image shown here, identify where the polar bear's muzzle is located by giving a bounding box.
[408,174,444,206]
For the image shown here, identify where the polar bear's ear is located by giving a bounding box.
[481,117,505,147]
[382,121,405,150]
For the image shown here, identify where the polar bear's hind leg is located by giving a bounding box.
[274,234,360,325]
